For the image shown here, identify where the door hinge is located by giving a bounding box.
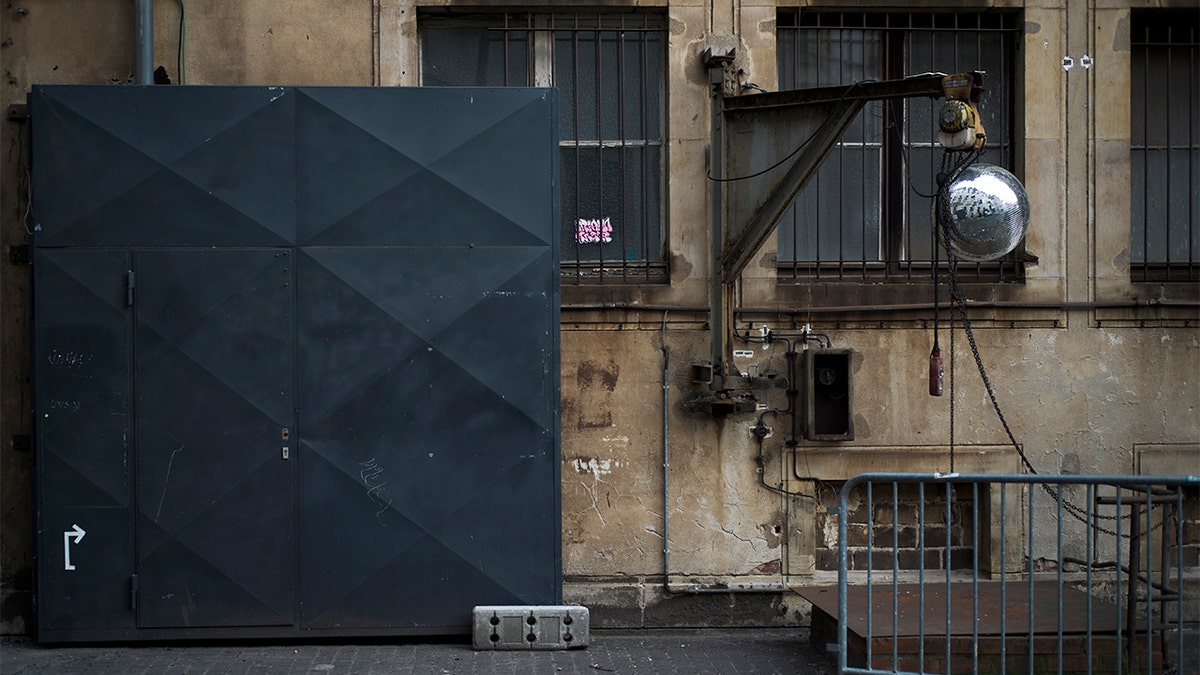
[126,270,135,306]
[131,574,138,610]
[6,103,29,122]
[8,244,29,265]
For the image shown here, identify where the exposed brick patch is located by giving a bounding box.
[816,482,976,572]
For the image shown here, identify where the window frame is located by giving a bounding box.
[775,9,1024,284]
[419,9,669,284]
[1130,9,1199,284]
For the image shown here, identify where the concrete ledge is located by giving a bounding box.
[563,579,807,628]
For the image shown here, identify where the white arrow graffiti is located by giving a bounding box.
[63,524,86,571]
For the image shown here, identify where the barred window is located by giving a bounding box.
[776,11,1022,282]
[1131,10,1199,283]
[421,11,667,283]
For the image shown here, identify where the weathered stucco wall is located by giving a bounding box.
[557,319,1198,625]
[2,0,1197,634]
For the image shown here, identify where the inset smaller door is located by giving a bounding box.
[134,249,295,628]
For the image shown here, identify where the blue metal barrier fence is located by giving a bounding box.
[833,473,1198,675]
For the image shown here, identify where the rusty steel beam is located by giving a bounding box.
[702,69,983,384]
[719,74,953,282]
[722,73,947,113]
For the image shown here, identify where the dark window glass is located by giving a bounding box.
[776,11,1022,282]
[1131,10,1199,282]
[421,11,667,283]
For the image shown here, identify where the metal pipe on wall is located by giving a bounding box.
[134,0,154,84]
[661,333,671,592]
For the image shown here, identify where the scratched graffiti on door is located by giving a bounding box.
[358,458,393,525]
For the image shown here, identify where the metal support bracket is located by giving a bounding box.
[695,58,986,416]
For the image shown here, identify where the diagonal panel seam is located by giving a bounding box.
[295,255,432,424]
[293,91,425,245]
[136,451,294,620]
[133,336,290,455]
[427,253,557,430]
[299,434,550,566]
[137,527,294,623]
[72,161,292,246]
[303,245,549,345]
[294,91,546,246]
[38,90,294,240]
[46,86,288,168]
[134,251,286,368]
[297,445,542,611]
[136,417,286,531]
[301,169,538,247]
[423,97,557,240]
[35,100,166,235]
[35,250,131,314]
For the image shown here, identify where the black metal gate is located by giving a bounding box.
[31,85,561,641]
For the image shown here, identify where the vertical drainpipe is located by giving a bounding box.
[661,333,671,592]
[134,0,154,84]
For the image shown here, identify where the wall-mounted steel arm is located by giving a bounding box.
[701,64,983,399]
[719,74,949,282]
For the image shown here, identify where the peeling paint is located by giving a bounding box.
[1113,14,1131,53]
[577,411,614,430]
[577,360,620,392]
[573,457,622,480]
[670,253,693,280]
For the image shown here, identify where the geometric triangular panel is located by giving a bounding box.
[297,87,539,169]
[31,97,163,243]
[301,245,547,341]
[433,252,557,427]
[428,95,558,245]
[295,91,424,245]
[170,95,296,243]
[295,250,428,422]
[33,86,296,247]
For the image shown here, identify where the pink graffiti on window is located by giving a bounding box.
[575,217,613,244]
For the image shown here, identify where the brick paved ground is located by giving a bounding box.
[1,628,836,675]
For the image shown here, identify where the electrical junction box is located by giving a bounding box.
[472,605,589,650]
[801,348,855,441]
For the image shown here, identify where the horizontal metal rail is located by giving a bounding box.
[834,472,1198,675]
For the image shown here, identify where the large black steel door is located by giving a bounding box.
[31,84,559,641]
[133,250,294,627]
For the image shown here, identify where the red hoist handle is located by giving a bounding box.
[929,347,944,397]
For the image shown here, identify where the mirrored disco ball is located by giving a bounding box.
[941,164,1030,262]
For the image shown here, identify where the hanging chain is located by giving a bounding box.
[949,297,956,474]
[932,149,1158,539]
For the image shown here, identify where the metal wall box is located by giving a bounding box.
[800,349,855,441]
[472,605,590,650]
[30,85,562,641]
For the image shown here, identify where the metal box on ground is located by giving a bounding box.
[472,605,590,650]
